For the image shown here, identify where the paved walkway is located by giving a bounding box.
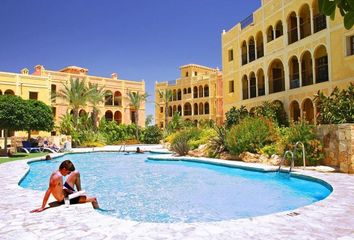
[1,146,354,239]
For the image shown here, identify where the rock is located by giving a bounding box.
[239,152,260,163]
[219,152,240,160]
[269,154,282,166]
[189,144,209,157]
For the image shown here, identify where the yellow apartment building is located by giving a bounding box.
[0,65,146,140]
[222,0,354,123]
[155,64,223,128]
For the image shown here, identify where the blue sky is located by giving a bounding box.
[0,0,260,121]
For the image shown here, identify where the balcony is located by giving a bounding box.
[314,14,327,33]
[290,73,300,89]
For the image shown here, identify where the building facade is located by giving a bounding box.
[222,0,354,123]
[0,65,145,139]
[155,64,223,128]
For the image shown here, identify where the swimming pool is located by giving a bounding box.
[20,152,331,223]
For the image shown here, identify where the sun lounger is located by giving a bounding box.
[21,141,41,153]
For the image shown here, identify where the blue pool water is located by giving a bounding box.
[20,152,331,223]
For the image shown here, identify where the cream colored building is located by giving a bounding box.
[222,0,354,123]
[155,64,223,128]
[0,65,145,140]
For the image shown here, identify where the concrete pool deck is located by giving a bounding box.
[0,145,354,240]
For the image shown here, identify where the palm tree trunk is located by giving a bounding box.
[92,108,98,131]
[135,109,139,140]
[4,129,8,156]
[164,102,168,129]
[73,108,79,127]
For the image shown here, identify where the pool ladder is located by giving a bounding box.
[278,141,306,174]
[118,143,126,152]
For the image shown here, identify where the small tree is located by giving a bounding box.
[24,100,54,141]
[0,95,28,154]
[225,105,249,128]
[158,89,173,128]
[88,83,106,131]
[127,91,148,139]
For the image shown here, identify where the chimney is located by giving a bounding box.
[111,73,118,80]
[33,65,45,75]
[20,68,29,75]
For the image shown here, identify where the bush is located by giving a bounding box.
[170,133,190,156]
[225,105,249,128]
[226,117,277,155]
[188,128,216,150]
[314,83,354,124]
[141,125,163,144]
[280,121,323,166]
[254,101,288,127]
[208,125,228,157]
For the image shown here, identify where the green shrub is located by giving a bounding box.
[259,144,277,157]
[225,105,249,128]
[141,125,163,144]
[254,101,289,127]
[314,83,354,124]
[170,133,190,156]
[188,128,216,150]
[226,117,276,155]
[208,125,228,157]
[280,121,324,166]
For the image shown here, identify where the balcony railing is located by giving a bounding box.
[288,27,298,44]
[271,77,284,93]
[242,54,248,65]
[241,14,253,29]
[257,47,264,58]
[302,71,313,86]
[314,14,327,33]
[290,73,300,89]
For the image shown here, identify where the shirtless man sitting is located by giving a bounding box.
[31,160,99,213]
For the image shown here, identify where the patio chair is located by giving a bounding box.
[21,141,41,153]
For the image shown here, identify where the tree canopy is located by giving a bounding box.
[319,0,354,29]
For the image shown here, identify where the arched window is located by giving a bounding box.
[287,12,298,44]
[299,4,311,39]
[4,89,15,95]
[183,103,192,116]
[302,98,314,123]
[290,101,300,122]
[177,89,182,100]
[314,45,328,83]
[267,26,274,42]
[198,86,203,98]
[194,103,198,115]
[249,37,255,62]
[241,41,248,65]
[256,32,264,58]
[204,85,209,97]
[289,56,300,89]
[79,109,86,117]
[173,105,177,114]
[242,75,249,100]
[105,91,113,106]
[257,69,265,96]
[301,51,313,86]
[268,59,285,94]
[313,0,327,33]
[275,21,283,38]
[105,110,113,121]
[114,111,122,124]
[249,72,256,98]
[177,105,182,115]
[169,106,173,117]
[188,87,191,94]
[193,86,198,98]
[173,89,177,101]
[114,91,122,106]
[199,103,204,115]
[183,88,187,94]
[204,102,210,114]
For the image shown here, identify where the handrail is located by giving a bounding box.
[293,141,306,169]
[278,150,294,173]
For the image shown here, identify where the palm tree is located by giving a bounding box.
[158,89,173,129]
[88,83,106,131]
[127,91,148,139]
[58,78,92,126]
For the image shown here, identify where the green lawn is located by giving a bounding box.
[0,152,48,164]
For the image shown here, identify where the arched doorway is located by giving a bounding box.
[199,102,204,115]
[114,91,122,106]
[4,89,15,95]
[257,69,265,96]
[198,86,203,98]
[193,103,198,115]
[302,98,314,123]
[105,91,113,106]
[268,59,285,94]
[241,41,248,65]
[314,45,328,83]
[242,75,249,100]
[114,111,122,124]
[290,101,300,122]
[105,110,113,121]
[204,102,210,114]
[249,72,256,98]
[204,85,209,97]
[249,37,255,62]
[289,56,300,89]
[299,4,311,39]
[193,86,198,98]
[313,0,327,33]
[267,26,274,42]
[275,20,283,38]
[301,51,313,86]
[287,12,298,44]
[183,103,192,116]
[256,31,264,58]
[168,106,173,117]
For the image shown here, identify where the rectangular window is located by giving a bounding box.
[160,107,163,113]
[29,92,38,100]
[350,36,354,56]
[228,49,234,61]
[52,107,56,117]
[229,80,234,93]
